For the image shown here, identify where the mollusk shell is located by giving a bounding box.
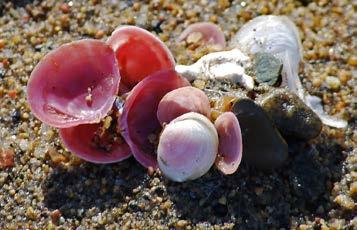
[60,122,131,164]
[157,112,218,182]
[157,86,211,125]
[107,25,175,89]
[178,22,226,49]
[120,69,190,168]
[27,39,120,128]
[214,112,243,175]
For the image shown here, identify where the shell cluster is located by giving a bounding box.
[27,15,345,182]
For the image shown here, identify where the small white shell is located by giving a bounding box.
[157,112,218,182]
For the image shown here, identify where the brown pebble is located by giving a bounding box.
[299,224,308,230]
[60,3,70,13]
[26,207,38,220]
[48,147,68,164]
[50,209,61,223]
[147,166,155,176]
[349,182,357,197]
[0,148,15,169]
[334,194,355,210]
[347,56,357,67]
[240,11,252,21]
[338,70,351,84]
[0,39,5,50]
[133,2,141,11]
[176,220,188,228]
[95,30,105,39]
[2,58,10,69]
[60,15,70,29]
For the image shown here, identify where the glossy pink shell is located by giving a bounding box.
[107,25,175,89]
[214,112,243,174]
[157,86,211,125]
[60,123,131,164]
[27,39,120,128]
[120,69,190,168]
[178,22,226,48]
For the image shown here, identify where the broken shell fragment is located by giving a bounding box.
[175,48,254,90]
[232,98,288,170]
[157,86,211,125]
[178,22,226,49]
[27,39,121,128]
[120,69,190,168]
[59,122,131,164]
[157,112,218,182]
[214,112,243,175]
[107,25,175,89]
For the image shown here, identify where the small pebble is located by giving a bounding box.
[218,196,227,205]
[26,207,38,220]
[349,182,357,197]
[48,147,68,164]
[50,209,61,224]
[325,76,341,90]
[347,56,357,67]
[176,220,188,228]
[0,148,14,169]
[334,194,355,210]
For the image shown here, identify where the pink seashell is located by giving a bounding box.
[27,39,120,128]
[60,122,131,164]
[214,112,243,175]
[107,25,175,89]
[120,69,190,168]
[157,86,211,125]
[178,22,226,49]
[157,112,218,182]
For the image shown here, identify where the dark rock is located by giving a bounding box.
[289,147,326,202]
[213,204,228,217]
[0,68,5,79]
[259,89,322,139]
[253,52,282,86]
[11,110,21,123]
[232,98,288,170]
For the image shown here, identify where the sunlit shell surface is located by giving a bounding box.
[232,15,347,128]
[157,112,218,182]
[157,86,211,125]
[27,39,120,128]
[107,25,175,89]
[120,70,190,168]
[214,112,243,175]
[232,15,303,96]
[60,123,131,163]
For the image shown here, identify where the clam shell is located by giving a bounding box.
[107,25,175,89]
[120,70,190,168]
[157,86,211,125]
[214,112,243,175]
[27,39,120,128]
[158,112,218,182]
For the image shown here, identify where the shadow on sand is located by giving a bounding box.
[42,136,346,229]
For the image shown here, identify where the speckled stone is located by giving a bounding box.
[259,89,322,139]
[232,98,288,170]
[253,52,282,86]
